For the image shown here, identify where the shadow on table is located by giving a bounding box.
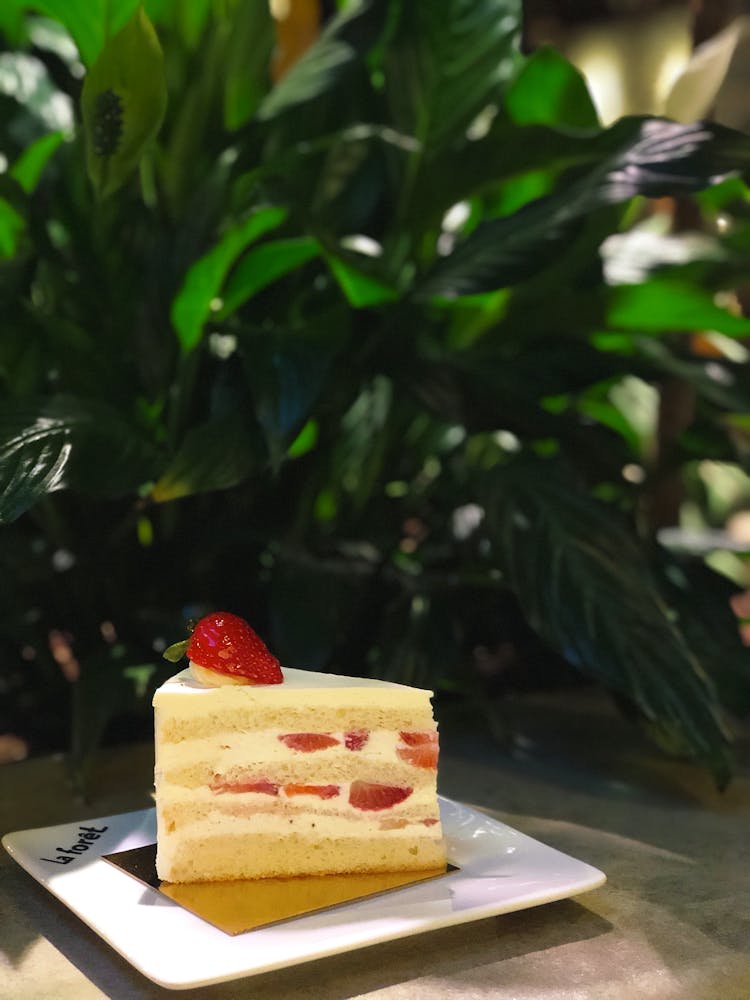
[4,862,610,1000]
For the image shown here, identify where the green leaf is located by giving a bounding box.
[257,0,381,121]
[9,131,65,194]
[70,649,142,794]
[328,375,393,511]
[608,278,750,336]
[505,46,599,130]
[484,458,734,786]
[384,0,523,154]
[10,0,141,65]
[0,419,70,524]
[487,168,556,219]
[418,118,750,299]
[622,336,750,412]
[223,0,273,129]
[0,396,159,521]
[326,253,399,308]
[403,338,629,455]
[0,4,25,44]
[80,6,167,197]
[162,638,190,663]
[380,0,522,244]
[269,558,362,671]
[287,419,319,459]
[657,557,750,718]
[0,197,25,259]
[576,376,657,458]
[219,237,321,318]
[237,311,348,468]
[152,0,213,49]
[151,410,263,502]
[171,206,288,353]
[400,120,593,234]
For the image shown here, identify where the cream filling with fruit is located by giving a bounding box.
[157,781,439,815]
[155,729,435,771]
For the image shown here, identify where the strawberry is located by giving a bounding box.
[210,777,279,795]
[397,743,438,769]
[278,733,340,751]
[399,730,437,746]
[379,817,410,830]
[164,611,283,686]
[344,729,369,751]
[284,784,340,799]
[348,781,413,811]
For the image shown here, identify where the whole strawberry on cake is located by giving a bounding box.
[153,612,447,883]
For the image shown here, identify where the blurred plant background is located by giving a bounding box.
[2,0,750,790]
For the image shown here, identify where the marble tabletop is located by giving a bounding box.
[1,688,749,1000]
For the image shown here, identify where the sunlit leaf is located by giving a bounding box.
[9,131,64,193]
[505,45,599,130]
[0,4,25,45]
[4,0,140,65]
[608,278,750,336]
[219,237,321,318]
[287,418,318,458]
[0,198,25,258]
[326,254,399,308]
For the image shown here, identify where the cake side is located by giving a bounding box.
[154,663,446,883]
[158,832,447,883]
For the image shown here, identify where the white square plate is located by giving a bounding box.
[2,797,605,990]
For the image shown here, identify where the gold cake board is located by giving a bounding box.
[103,844,449,935]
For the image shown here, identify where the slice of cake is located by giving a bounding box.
[153,612,446,883]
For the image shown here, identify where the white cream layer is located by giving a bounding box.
[158,809,443,841]
[153,666,434,718]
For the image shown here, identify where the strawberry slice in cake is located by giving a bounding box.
[153,612,446,882]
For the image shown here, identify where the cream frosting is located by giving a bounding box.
[153,666,434,718]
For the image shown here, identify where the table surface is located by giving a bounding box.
[2,687,749,1000]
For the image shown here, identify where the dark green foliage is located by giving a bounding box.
[1,0,750,786]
